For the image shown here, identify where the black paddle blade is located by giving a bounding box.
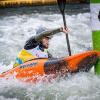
[57,0,66,12]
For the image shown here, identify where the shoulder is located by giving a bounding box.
[24,36,39,50]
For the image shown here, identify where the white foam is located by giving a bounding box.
[0,13,98,100]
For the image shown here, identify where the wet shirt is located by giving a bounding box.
[24,37,50,58]
[13,37,50,67]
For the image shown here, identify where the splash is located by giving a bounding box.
[0,10,97,100]
[0,72,100,100]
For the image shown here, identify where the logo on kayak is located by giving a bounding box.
[20,62,38,68]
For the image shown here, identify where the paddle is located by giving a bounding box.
[57,0,71,56]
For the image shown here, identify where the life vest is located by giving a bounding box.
[27,46,48,58]
[13,46,48,67]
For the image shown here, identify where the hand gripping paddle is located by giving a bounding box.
[57,0,71,56]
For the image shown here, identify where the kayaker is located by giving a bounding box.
[13,27,68,67]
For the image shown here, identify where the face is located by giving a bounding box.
[41,37,50,48]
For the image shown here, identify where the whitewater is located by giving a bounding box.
[0,9,100,100]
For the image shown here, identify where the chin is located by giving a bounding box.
[45,46,48,49]
[43,44,49,49]
[44,46,49,49]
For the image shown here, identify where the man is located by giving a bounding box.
[13,27,68,67]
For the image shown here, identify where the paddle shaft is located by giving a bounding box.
[62,12,71,56]
[57,0,71,56]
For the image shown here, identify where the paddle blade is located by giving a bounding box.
[57,0,66,12]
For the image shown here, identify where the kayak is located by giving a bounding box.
[0,50,100,83]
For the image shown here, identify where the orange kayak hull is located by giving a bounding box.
[0,50,99,83]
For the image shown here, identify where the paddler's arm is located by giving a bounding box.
[35,28,63,42]
[24,27,63,50]
[24,28,62,50]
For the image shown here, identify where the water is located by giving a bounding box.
[0,5,100,100]
[0,73,100,100]
[0,11,92,65]
[90,4,100,30]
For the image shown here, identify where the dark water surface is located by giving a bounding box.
[0,4,90,16]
